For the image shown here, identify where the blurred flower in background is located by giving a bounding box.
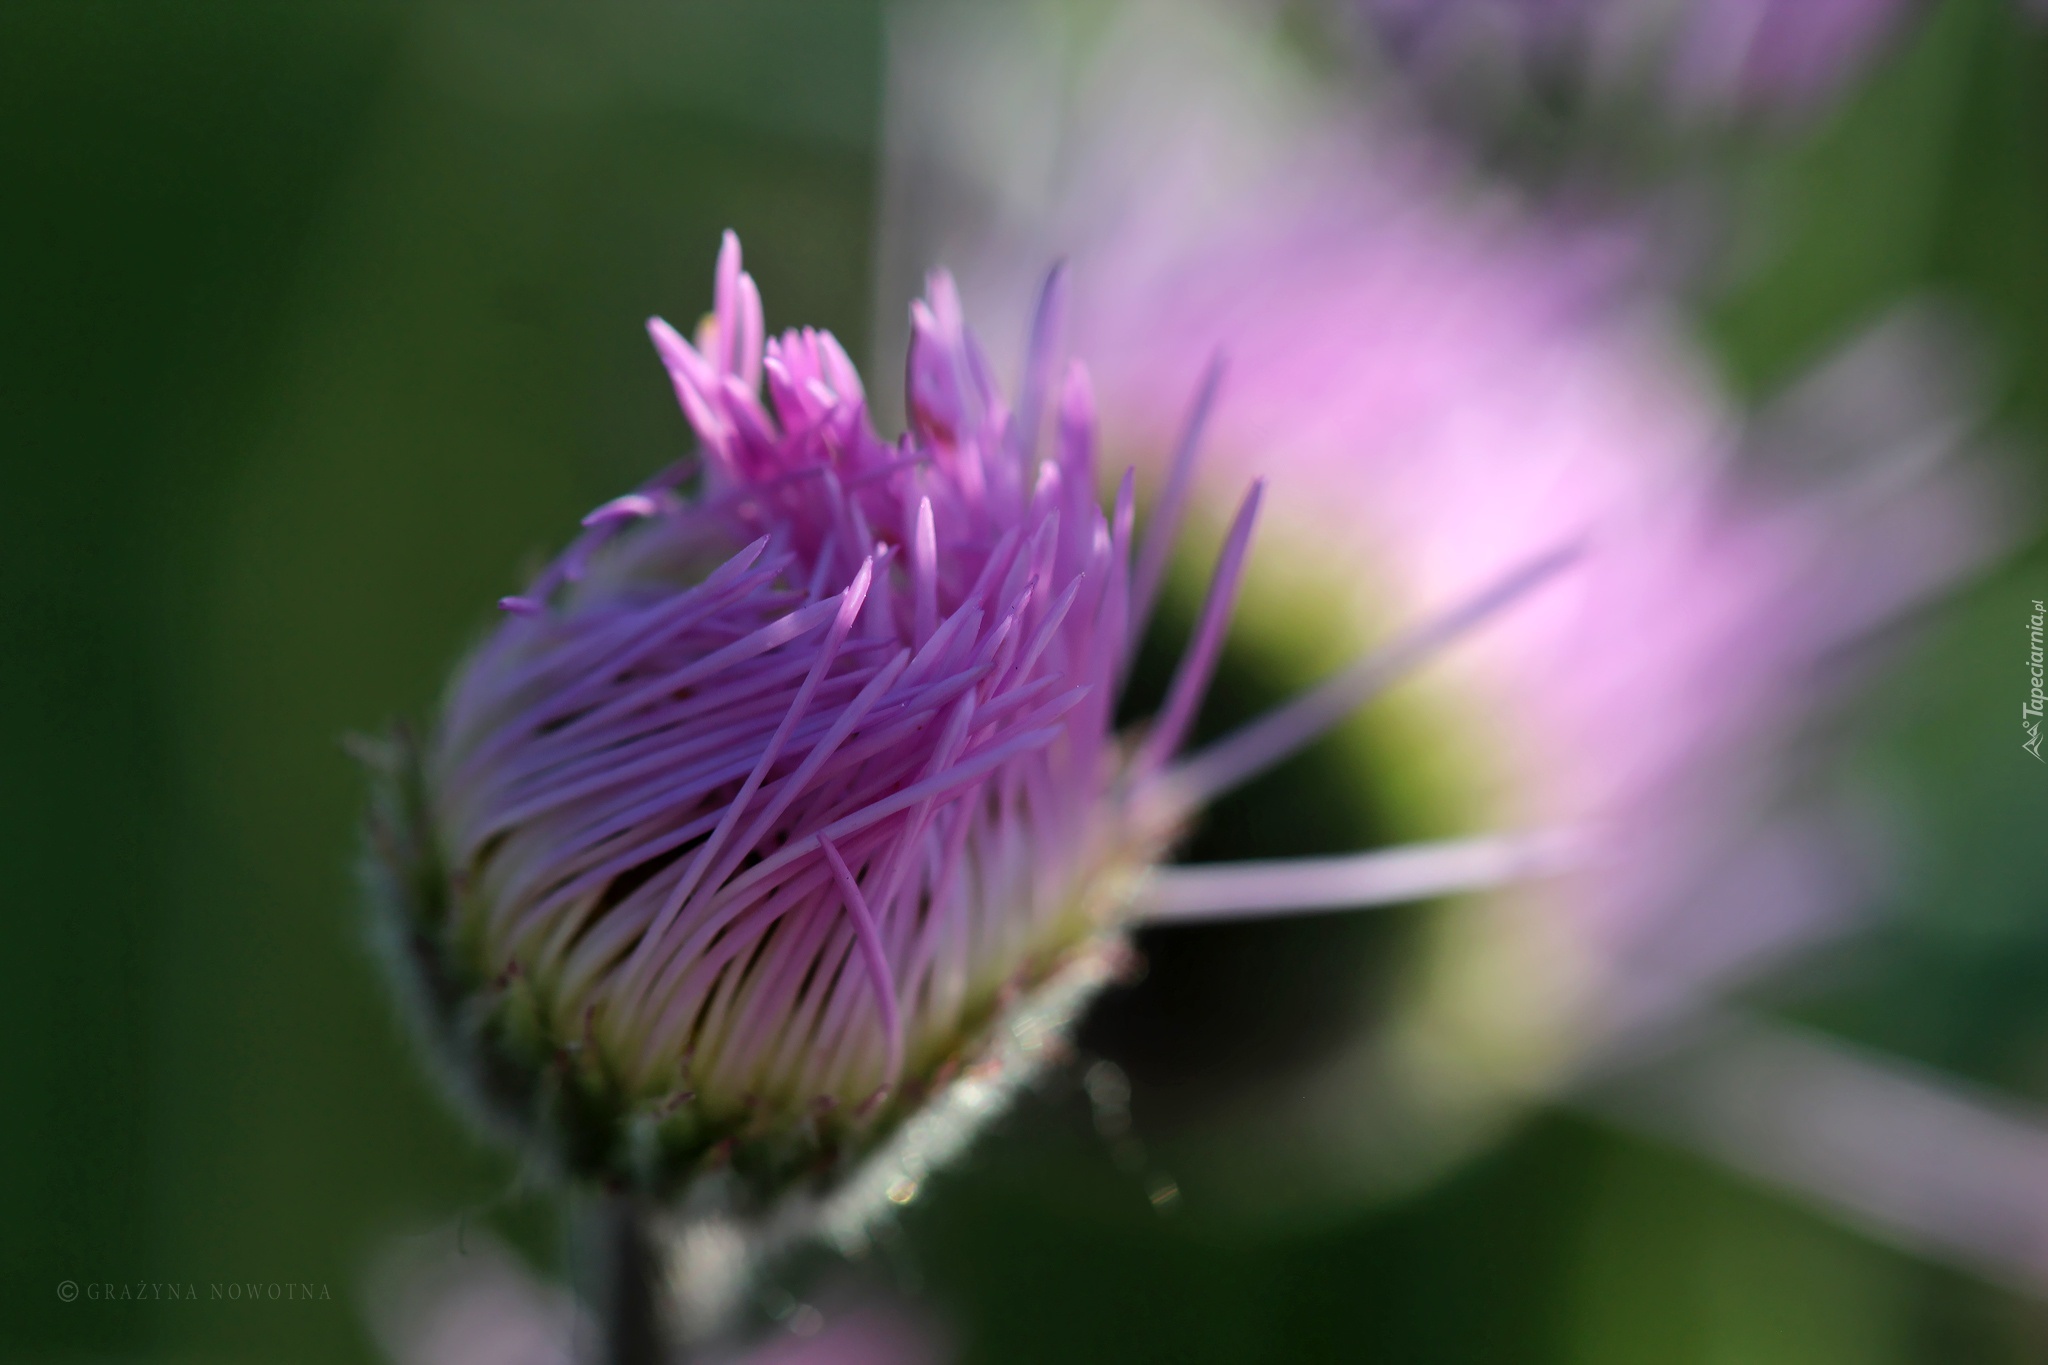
[369,1232,584,1365]
[880,0,2017,1230]
[1332,0,2048,259]
[1353,0,2048,116]
[367,1228,944,1365]
[1353,0,1921,116]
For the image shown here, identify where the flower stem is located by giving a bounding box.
[582,1193,670,1365]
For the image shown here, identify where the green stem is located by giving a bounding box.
[583,1193,670,1365]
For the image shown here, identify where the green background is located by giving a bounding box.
[4,1,2047,1361]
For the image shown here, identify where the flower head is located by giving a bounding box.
[364,233,1264,1210]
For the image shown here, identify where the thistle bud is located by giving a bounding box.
[362,234,1247,1213]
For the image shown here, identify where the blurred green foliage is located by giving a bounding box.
[2,1,2045,1362]
[2,4,881,1360]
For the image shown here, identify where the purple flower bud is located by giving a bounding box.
[362,234,1243,1210]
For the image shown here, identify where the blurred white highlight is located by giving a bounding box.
[1135,831,1581,922]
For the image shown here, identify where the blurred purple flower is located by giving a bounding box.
[1356,0,1918,113]
[882,0,2004,1195]
[367,1233,582,1365]
[367,1230,946,1365]
[1672,0,1917,106]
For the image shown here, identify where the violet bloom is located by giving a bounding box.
[882,0,1999,1196]
[369,233,1179,1203]
[363,231,1553,1215]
